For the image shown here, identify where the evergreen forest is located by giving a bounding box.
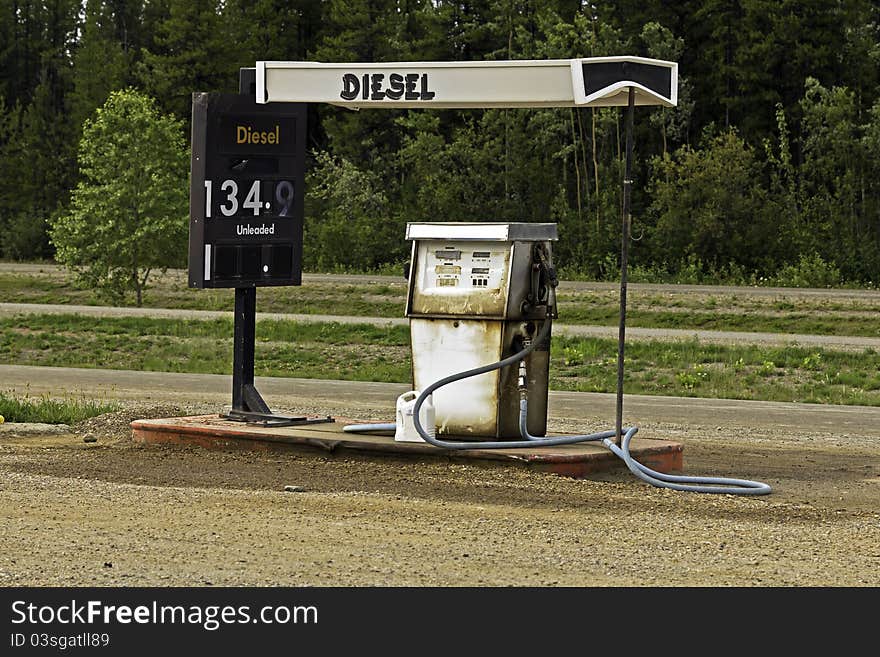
[2,1,879,285]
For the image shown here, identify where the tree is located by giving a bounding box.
[646,130,785,274]
[641,21,694,154]
[50,89,188,305]
[0,0,79,259]
[798,77,878,281]
[138,0,240,119]
[304,150,393,271]
[225,0,323,63]
[68,0,128,134]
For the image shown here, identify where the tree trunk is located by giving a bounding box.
[570,110,581,221]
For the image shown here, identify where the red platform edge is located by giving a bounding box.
[131,415,683,479]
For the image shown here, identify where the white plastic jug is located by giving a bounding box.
[395,391,435,443]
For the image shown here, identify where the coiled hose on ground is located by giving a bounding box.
[344,318,771,495]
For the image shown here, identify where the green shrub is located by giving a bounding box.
[771,253,842,288]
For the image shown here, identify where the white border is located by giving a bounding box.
[256,61,266,104]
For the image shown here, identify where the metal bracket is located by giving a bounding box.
[222,407,334,428]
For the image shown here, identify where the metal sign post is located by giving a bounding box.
[187,75,332,427]
[616,87,636,444]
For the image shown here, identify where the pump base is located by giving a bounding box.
[132,415,683,479]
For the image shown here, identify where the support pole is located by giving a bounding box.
[232,287,268,413]
[227,286,333,427]
[615,87,635,445]
[231,287,255,411]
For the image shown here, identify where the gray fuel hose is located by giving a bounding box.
[342,423,396,434]
[517,398,771,495]
[344,315,771,494]
[603,428,772,494]
[406,320,771,495]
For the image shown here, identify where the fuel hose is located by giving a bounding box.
[345,318,771,495]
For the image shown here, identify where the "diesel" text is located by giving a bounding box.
[236,125,280,145]
[340,73,436,101]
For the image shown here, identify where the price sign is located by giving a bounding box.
[188,93,306,288]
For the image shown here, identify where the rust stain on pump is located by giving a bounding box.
[411,319,502,436]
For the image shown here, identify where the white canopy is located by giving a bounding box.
[255,56,677,109]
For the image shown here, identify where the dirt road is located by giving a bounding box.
[1,364,879,587]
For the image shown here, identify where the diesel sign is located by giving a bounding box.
[189,92,305,289]
[236,124,280,145]
[339,72,436,101]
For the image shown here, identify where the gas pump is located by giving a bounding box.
[405,222,556,439]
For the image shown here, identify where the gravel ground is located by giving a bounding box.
[1,398,878,587]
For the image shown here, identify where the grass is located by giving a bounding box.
[552,336,880,406]
[0,270,407,316]
[3,266,880,337]
[555,289,880,337]
[557,305,880,337]
[2,313,879,407]
[0,314,412,383]
[0,390,119,424]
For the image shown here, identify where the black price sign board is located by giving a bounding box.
[188,93,306,288]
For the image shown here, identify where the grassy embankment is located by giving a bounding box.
[3,266,879,411]
[1,314,878,407]
[2,268,880,337]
